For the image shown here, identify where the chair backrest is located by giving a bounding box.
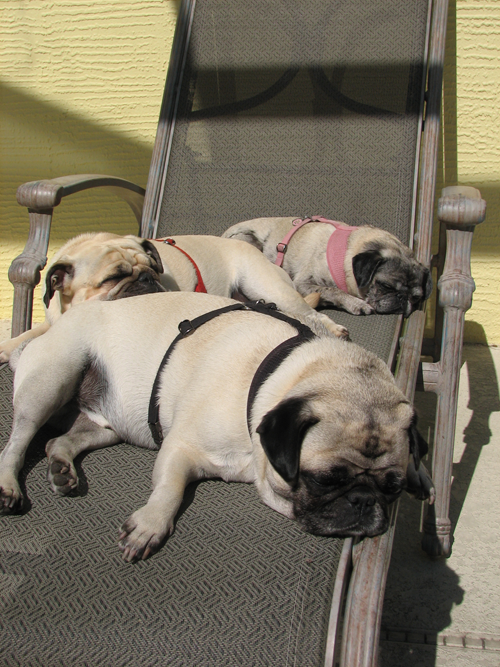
[142,0,432,364]
[145,0,430,247]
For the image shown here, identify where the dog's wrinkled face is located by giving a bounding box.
[257,374,429,538]
[352,249,432,318]
[43,233,165,310]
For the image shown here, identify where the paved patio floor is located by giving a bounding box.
[381,344,500,666]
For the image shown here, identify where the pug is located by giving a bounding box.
[0,292,434,561]
[0,234,166,362]
[222,217,432,317]
[0,232,348,363]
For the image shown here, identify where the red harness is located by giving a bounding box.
[274,216,358,293]
[155,238,207,293]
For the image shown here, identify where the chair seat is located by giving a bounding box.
[0,366,343,667]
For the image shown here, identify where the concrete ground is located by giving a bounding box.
[381,344,500,666]
[2,320,499,666]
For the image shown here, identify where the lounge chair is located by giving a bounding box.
[1,0,485,664]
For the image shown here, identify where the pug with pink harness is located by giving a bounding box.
[223,216,432,317]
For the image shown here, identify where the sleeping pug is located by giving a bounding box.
[0,292,434,561]
[0,231,348,363]
[222,216,432,317]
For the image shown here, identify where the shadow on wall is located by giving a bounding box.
[0,81,157,319]
[0,79,155,238]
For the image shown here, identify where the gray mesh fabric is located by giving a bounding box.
[158,0,428,242]
[0,367,342,666]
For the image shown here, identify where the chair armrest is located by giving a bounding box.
[16,174,145,225]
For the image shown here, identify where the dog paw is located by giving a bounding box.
[47,457,78,496]
[331,323,350,340]
[118,507,172,562]
[406,461,435,503]
[0,483,23,514]
[352,302,375,316]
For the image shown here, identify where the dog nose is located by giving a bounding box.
[346,487,376,511]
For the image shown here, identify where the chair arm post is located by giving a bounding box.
[421,186,486,558]
[9,209,53,337]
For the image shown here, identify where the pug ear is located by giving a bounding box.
[423,267,433,300]
[352,250,386,289]
[140,240,164,274]
[226,230,263,251]
[256,397,319,485]
[43,263,74,307]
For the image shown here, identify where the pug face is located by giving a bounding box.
[257,380,429,538]
[43,234,166,310]
[352,249,432,318]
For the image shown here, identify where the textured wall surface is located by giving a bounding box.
[0,0,499,342]
[443,0,500,344]
[0,0,177,323]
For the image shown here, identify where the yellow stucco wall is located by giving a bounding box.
[440,0,500,344]
[1,0,499,343]
[0,0,178,323]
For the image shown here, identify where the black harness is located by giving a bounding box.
[148,301,316,446]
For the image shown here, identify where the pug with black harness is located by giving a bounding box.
[0,292,434,561]
[222,216,433,317]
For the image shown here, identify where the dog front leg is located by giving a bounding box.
[46,411,122,496]
[118,437,196,561]
[0,321,50,364]
[298,283,374,316]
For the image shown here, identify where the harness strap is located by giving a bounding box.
[156,238,207,293]
[246,328,315,432]
[274,216,358,294]
[148,301,315,446]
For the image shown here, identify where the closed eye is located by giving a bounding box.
[375,472,406,496]
[376,281,395,292]
[302,467,352,491]
[99,273,129,286]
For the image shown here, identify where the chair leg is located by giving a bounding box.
[422,300,469,557]
[421,223,478,557]
[420,187,485,558]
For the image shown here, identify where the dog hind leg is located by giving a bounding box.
[46,410,122,496]
[0,349,86,513]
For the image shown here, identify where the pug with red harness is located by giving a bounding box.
[0,231,349,364]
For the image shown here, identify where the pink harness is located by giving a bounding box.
[274,216,358,293]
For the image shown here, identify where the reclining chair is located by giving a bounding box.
[0,0,485,664]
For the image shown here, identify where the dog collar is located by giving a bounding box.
[274,216,358,293]
[156,238,207,293]
[148,301,315,447]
